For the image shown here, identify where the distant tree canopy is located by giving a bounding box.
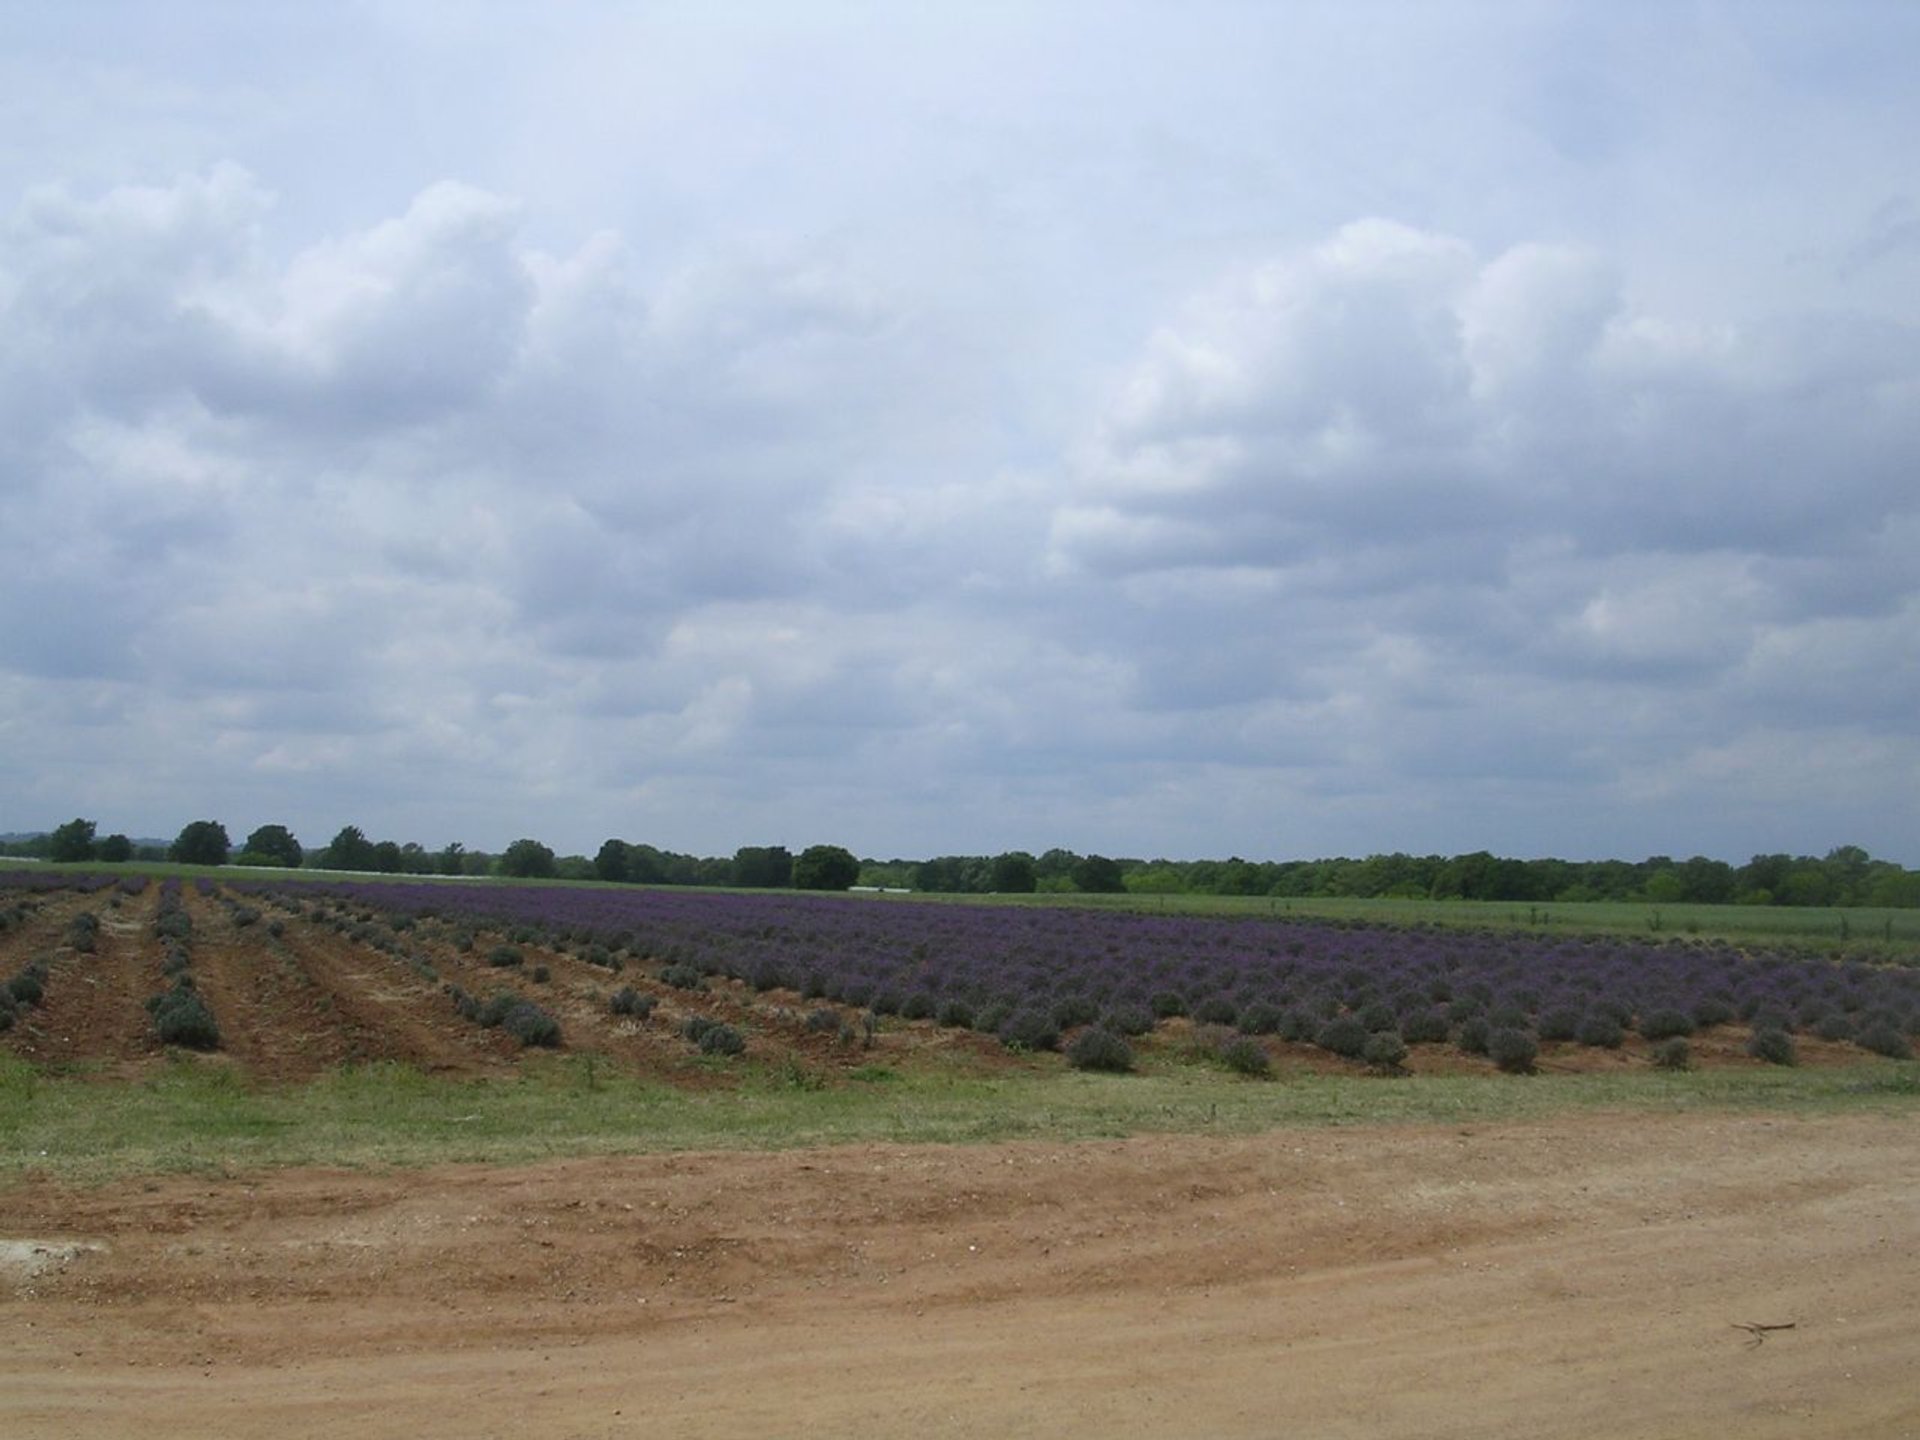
[317,825,377,871]
[48,817,97,863]
[501,838,557,879]
[238,824,303,868]
[12,815,1914,911]
[594,838,631,884]
[793,844,859,891]
[169,820,230,867]
[1070,854,1127,894]
[731,845,794,888]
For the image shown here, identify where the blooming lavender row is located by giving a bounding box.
[240,879,1920,1055]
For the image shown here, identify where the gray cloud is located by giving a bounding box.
[1,4,1916,863]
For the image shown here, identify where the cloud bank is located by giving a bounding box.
[1,4,1915,864]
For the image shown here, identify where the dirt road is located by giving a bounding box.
[3,1110,1916,1438]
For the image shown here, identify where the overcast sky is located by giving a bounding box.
[2,2,1916,865]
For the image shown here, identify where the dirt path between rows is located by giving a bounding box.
[3,1109,1916,1438]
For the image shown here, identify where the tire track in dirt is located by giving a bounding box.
[2,1111,1916,1439]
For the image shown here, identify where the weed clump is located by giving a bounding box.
[148,983,220,1050]
[659,963,708,992]
[500,1002,561,1048]
[1315,1015,1370,1060]
[1747,1027,1797,1066]
[682,1015,745,1056]
[1855,1021,1912,1061]
[1652,1037,1692,1071]
[997,1007,1060,1053]
[1487,1027,1538,1074]
[1574,1012,1624,1049]
[1363,1031,1409,1074]
[1217,1036,1271,1077]
[609,986,657,1019]
[1065,1027,1133,1073]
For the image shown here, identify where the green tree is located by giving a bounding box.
[501,838,557,879]
[1070,854,1126,893]
[594,838,631,883]
[437,841,467,876]
[319,825,377,871]
[731,845,794,888]
[793,844,859,891]
[97,833,134,863]
[241,824,303,868]
[371,840,403,873]
[990,851,1038,893]
[48,817,97,863]
[169,820,231,866]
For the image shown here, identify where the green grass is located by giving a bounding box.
[4,1051,1914,1185]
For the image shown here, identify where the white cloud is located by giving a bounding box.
[1,4,1917,864]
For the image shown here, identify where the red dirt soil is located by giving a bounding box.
[3,1110,1916,1438]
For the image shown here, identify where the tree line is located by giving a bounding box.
[6,820,1915,907]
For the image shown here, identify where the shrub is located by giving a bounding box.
[681,1014,719,1043]
[1401,1009,1450,1044]
[1487,1028,1538,1074]
[1455,1015,1492,1055]
[1574,1012,1624,1049]
[697,1022,745,1056]
[1276,1008,1318,1042]
[1856,1021,1913,1061]
[1315,1015,1370,1059]
[7,966,46,1006]
[1235,999,1284,1035]
[900,990,937,1021]
[1815,1012,1856,1042]
[997,1007,1060,1053]
[501,1002,562,1048]
[1639,1008,1695,1041]
[231,905,262,929]
[934,998,975,1029]
[1191,995,1238,1026]
[66,912,100,951]
[1050,993,1100,1029]
[154,910,192,942]
[1149,991,1188,1019]
[973,999,1014,1036]
[1103,1003,1154,1037]
[1651,1037,1691,1071]
[487,945,524,968]
[1218,1036,1271,1076]
[1363,1030,1409,1073]
[609,986,656,1018]
[1691,996,1735,1029]
[150,986,220,1049]
[806,1005,845,1033]
[1747,1028,1797,1066]
[1065,1027,1134,1073]
[1537,1007,1581,1042]
[659,963,708,992]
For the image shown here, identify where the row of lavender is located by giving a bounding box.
[237,879,1920,1058]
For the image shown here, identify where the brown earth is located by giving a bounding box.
[2,1110,1916,1438]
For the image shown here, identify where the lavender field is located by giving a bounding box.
[240,877,1920,1067]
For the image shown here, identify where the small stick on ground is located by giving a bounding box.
[1732,1321,1796,1348]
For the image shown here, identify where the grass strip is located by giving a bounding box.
[3,1053,1915,1185]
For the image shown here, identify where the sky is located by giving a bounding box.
[1,1,1916,866]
